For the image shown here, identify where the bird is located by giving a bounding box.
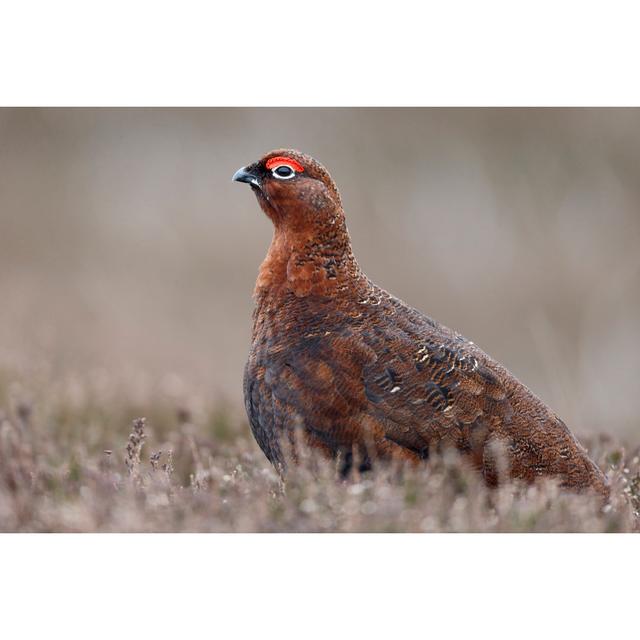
[233,149,608,496]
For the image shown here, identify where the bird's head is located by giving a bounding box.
[232,149,344,231]
[233,149,358,297]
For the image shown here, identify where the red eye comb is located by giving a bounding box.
[266,156,305,173]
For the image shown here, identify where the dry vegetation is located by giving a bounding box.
[1,366,638,533]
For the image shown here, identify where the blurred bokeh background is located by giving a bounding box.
[0,108,638,436]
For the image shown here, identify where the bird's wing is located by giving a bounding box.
[359,311,515,455]
[246,295,515,465]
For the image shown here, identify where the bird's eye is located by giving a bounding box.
[272,164,296,180]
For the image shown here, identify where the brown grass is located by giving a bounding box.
[0,367,638,533]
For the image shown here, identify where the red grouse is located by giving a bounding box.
[233,149,608,496]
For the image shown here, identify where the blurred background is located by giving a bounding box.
[0,108,638,436]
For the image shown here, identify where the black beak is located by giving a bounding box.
[232,165,261,188]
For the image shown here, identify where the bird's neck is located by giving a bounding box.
[255,219,362,300]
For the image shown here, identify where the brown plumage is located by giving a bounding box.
[233,149,608,496]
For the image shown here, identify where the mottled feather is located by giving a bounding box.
[236,149,608,497]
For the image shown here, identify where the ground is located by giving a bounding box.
[1,367,638,533]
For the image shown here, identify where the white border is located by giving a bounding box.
[1,1,639,105]
[1,534,638,639]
